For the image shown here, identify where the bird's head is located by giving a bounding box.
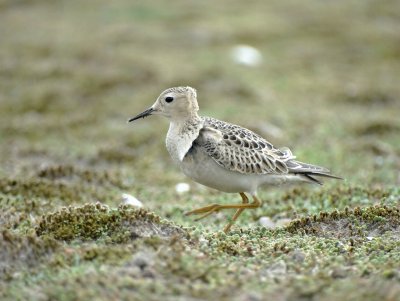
[128,86,199,123]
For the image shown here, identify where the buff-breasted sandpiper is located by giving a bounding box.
[129,86,341,233]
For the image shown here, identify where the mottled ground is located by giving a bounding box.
[0,0,399,300]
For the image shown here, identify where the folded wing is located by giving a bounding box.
[194,117,293,175]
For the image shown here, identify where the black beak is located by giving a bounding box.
[128,107,154,122]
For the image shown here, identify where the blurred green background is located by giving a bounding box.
[1,0,399,300]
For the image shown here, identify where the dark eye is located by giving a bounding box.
[165,96,174,103]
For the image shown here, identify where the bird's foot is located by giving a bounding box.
[185,201,260,222]
[185,194,262,234]
[184,204,221,221]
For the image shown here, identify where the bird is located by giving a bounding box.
[128,86,341,233]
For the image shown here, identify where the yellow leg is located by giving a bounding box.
[184,193,262,233]
[223,192,249,233]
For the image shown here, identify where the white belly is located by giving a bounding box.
[180,146,299,194]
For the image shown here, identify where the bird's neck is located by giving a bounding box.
[166,114,203,163]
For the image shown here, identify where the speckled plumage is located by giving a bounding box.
[198,117,293,174]
[195,116,333,177]
[129,86,341,233]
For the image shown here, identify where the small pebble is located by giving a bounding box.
[122,193,143,208]
[231,45,263,67]
[259,216,275,229]
[175,182,190,194]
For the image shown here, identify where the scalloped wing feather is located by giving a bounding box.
[195,117,294,175]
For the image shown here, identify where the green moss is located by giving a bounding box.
[286,204,400,239]
[0,172,128,210]
[36,164,128,188]
[95,147,138,163]
[36,203,188,242]
[0,178,94,201]
[280,185,393,209]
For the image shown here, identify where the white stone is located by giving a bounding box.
[122,193,143,208]
[175,182,190,194]
[231,45,263,67]
[259,216,275,229]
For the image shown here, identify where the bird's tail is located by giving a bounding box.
[287,160,343,185]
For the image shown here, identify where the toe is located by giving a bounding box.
[184,204,220,216]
